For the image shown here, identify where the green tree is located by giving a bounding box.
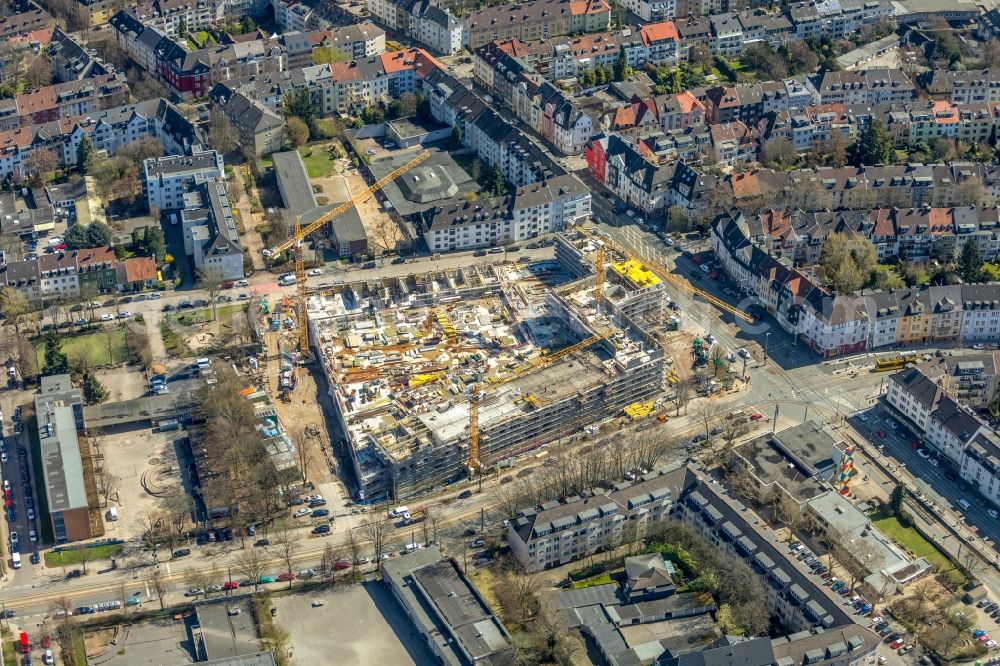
[613,48,632,82]
[64,224,89,249]
[851,119,894,166]
[820,232,877,294]
[282,89,315,131]
[85,221,112,247]
[140,227,166,261]
[889,484,906,516]
[450,124,463,150]
[959,239,983,283]
[76,136,95,174]
[178,18,187,39]
[43,329,69,376]
[488,164,506,196]
[581,69,596,88]
[82,372,109,405]
[594,65,608,85]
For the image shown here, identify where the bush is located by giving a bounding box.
[569,561,614,581]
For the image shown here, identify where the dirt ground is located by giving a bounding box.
[259,294,350,510]
[98,429,185,542]
[233,165,267,273]
[343,168,405,254]
[92,366,149,403]
[84,627,117,655]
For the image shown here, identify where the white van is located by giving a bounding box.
[405,542,422,554]
[11,552,20,569]
[389,506,409,518]
[278,275,297,286]
[959,499,972,511]
[106,507,119,522]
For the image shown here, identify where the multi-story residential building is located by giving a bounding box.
[709,120,757,165]
[75,0,120,27]
[507,467,685,571]
[398,0,463,55]
[110,9,167,74]
[621,0,676,22]
[48,28,115,82]
[207,84,286,157]
[0,97,203,182]
[463,0,611,50]
[587,133,673,218]
[926,69,1000,104]
[0,74,129,132]
[421,174,590,251]
[328,21,387,58]
[816,68,915,106]
[142,151,225,212]
[639,21,681,67]
[134,0,226,37]
[76,246,118,296]
[155,39,213,99]
[179,178,244,281]
[787,0,893,40]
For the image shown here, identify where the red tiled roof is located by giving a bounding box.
[122,256,157,283]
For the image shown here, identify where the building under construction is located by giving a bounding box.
[309,231,668,501]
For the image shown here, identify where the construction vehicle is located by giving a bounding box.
[577,227,753,324]
[263,151,431,357]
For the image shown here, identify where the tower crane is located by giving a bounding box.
[264,151,431,357]
[578,227,753,324]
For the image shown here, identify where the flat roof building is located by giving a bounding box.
[34,374,90,544]
[382,547,514,665]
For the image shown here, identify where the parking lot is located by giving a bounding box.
[273,582,432,665]
[89,616,196,665]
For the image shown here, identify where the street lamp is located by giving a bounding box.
[763,332,771,366]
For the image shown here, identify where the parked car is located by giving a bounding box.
[312,509,330,518]
[294,508,312,518]
[312,525,331,535]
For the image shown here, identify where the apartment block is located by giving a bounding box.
[462,0,612,50]
[208,84,286,157]
[142,151,225,211]
[815,68,915,106]
[587,133,673,218]
[507,467,687,571]
[179,178,245,281]
[421,174,590,251]
[925,68,1000,104]
[787,0,893,40]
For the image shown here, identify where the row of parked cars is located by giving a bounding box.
[74,600,123,615]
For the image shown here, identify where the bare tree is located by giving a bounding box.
[674,378,693,416]
[297,428,315,484]
[76,545,95,575]
[361,515,390,573]
[147,567,167,609]
[271,526,300,589]
[694,402,719,442]
[184,567,215,598]
[234,548,268,591]
[346,530,362,582]
[425,507,442,546]
[51,595,74,623]
[196,269,224,322]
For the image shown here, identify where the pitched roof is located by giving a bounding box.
[120,256,156,282]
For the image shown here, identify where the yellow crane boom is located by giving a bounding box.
[264,150,431,357]
[580,227,752,324]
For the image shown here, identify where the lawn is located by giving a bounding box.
[298,146,337,179]
[2,640,14,666]
[872,514,965,585]
[44,543,123,568]
[572,573,614,589]
[35,328,128,369]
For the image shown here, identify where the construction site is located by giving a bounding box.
[306,228,677,501]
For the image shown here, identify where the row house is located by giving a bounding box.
[925,69,1000,105]
[462,0,612,50]
[0,74,129,132]
[110,10,166,74]
[587,133,672,218]
[637,127,712,165]
[874,101,999,149]
[730,163,1000,212]
[0,98,202,181]
[705,79,818,128]
[0,7,53,43]
[208,83,286,157]
[507,468,685,571]
[787,0,893,40]
[421,174,590,251]
[476,42,596,154]
[48,28,114,83]
[815,67,916,107]
[712,211,870,357]
[768,104,856,153]
[397,0,462,55]
[659,90,707,132]
[709,120,757,166]
[0,245,123,302]
[132,0,226,37]
[744,208,870,266]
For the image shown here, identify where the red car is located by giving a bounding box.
[223,581,240,590]
[277,572,296,582]
[40,635,51,649]
[334,560,352,571]
[692,255,703,265]
[890,640,905,650]
[910,441,919,449]
[876,430,886,438]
